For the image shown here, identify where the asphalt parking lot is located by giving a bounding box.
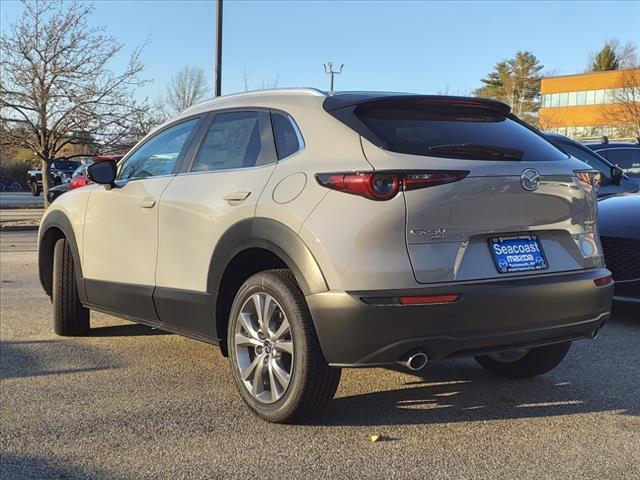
[1,230,639,480]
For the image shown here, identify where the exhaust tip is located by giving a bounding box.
[397,351,428,371]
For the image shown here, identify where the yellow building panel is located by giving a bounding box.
[541,70,639,94]
[539,104,630,128]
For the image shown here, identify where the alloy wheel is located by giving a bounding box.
[234,292,294,404]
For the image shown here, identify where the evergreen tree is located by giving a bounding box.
[592,42,620,71]
[475,51,544,121]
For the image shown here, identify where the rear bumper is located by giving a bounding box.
[614,278,640,303]
[306,269,613,367]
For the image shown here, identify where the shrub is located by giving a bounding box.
[0,160,32,189]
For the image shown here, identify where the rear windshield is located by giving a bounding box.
[352,101,567,162]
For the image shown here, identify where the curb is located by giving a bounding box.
[0,225,40,232]
[0,205,44,210]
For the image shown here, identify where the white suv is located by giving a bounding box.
[38,89,613,423]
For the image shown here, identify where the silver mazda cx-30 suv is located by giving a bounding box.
[38,89,613,423]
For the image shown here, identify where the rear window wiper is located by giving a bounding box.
[427,144,524,161]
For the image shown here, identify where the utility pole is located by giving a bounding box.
[324,62,344,91]
[214,0,223,97]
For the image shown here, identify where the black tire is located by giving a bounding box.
[227,269,341,423]
[52,238,89,336]
[30,182,40,196]
[475,341,572,379]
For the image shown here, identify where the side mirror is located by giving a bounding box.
[87,161,117,187]
[610,165,623,186]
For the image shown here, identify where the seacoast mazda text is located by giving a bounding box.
[38,90,614,423]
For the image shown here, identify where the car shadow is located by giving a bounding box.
[90,323,169,337]
[0,453,109,480]
[312,359,640,427]
[310,315,640,427]
[0,340,117,380]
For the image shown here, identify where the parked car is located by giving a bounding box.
[46,183,69,204]
[544,133,639,197]
[38,90,613,423]
[47,164,84,203]
[27,159,81,196]
[585,139,640,180]
[47,157,123,203]
[598,193,640,304]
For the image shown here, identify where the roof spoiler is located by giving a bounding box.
[323,93,511,115]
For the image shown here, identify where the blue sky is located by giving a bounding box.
[2,0,639,101]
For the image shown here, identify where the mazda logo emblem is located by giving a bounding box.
[520,169,540,191]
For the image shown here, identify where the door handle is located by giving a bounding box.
[223,190,251,202]
[139,198,156,208]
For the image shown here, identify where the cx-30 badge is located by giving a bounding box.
[520,168,540,191]
[410,227,447,239]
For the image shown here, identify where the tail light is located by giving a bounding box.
[316,170,468,200]
[69,175,92,190]
[575,170,601,193]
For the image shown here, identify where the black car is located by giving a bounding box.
[598,193,640,304]
[46,164,90,203]
[46,182,70,203]
[585,139,640,181]
[26,159,81,196]
[544,133,639,198]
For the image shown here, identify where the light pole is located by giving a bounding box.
[214,0,223,97]
[324,62,344,91]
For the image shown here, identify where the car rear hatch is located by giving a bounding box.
[324,94,603,283]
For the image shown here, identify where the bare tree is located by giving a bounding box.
[156,66,210,119]
[600,69,640,138]
[0,0,148,205]
[242,68,280,92]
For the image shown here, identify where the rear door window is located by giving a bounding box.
[351,100,568,162]
[191,111,275,172]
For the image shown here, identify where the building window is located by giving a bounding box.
[594,89,605,104]
[559,92,569,107]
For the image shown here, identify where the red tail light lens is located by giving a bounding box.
[404,171,469,190]
[316,170,468,200]
[316,172,400,200]
[69,175,91,190]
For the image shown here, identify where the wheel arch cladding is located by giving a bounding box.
[209,218,328,355]
[38,210,85,301]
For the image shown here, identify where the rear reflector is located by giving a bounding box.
[593,275,613,287]
[399,294,459,305]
